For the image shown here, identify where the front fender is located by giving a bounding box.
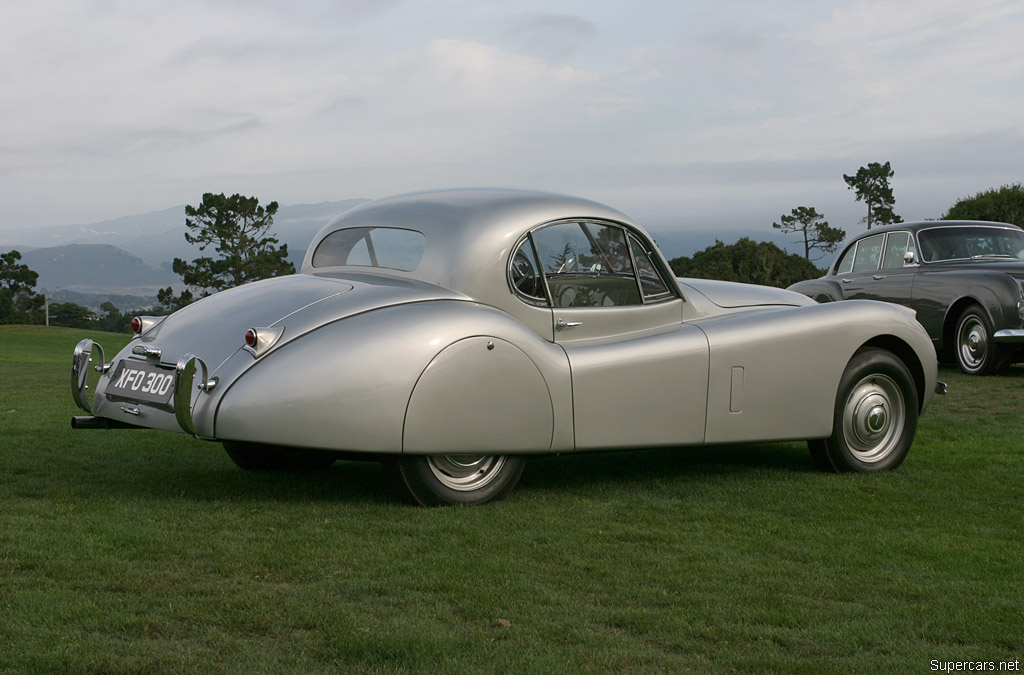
[927,272,1024,337]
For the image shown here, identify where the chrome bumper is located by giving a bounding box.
[70,339,216,438]
[994,329,1024,343]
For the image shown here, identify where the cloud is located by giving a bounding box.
[501,12,597,61]
[1,1,1023,234]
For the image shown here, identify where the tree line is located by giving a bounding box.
[671,168,1024,288]
[3,180,1024,327]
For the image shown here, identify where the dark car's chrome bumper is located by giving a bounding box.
[994,329,1024,343]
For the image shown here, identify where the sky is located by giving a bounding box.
[2,0,1023,240]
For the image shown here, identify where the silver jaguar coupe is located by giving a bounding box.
[71,189,941,505]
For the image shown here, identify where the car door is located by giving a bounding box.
[834,233,885,298]
[526,220,710,450]
[834,231,918,305]
[862,231,918,304]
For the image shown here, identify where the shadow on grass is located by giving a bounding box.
[36,439,816,506]
[16,439,398,506]
[520,441,816,492]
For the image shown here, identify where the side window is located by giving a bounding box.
[833,244,855,275]
[312,227,426,271]
[851,234,885,273]
[531,221,642,307]
[628,234,671,300]
[881,232,916,269]
[508,237,546,304]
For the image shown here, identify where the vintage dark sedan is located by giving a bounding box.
[789,220,1024,374]
[72,189,940,505]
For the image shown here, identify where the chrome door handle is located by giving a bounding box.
[841,278,854,283]
[556,319,583,331]
[872,274,885,280]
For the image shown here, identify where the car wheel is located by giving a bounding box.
[954,305,1005,375]
[383,454,525,506]
[223,441,337,471]
[808,348,918,473]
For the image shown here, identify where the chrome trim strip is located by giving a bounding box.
[993,329,1024,343]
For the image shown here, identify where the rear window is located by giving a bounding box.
[311,227,425,271]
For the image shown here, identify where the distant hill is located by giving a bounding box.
[1,199,368,266]
[22,244,179,294]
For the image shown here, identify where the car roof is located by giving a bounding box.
[844,220,1021,239]
[299,188,657,306]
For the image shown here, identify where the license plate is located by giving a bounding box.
[107,360,175,406]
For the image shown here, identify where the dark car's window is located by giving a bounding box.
[311,227,426,271]
[851,234,885,273]
[627,234,671,300]
[833,245,855,275]
[531,221,642,307]
[881,232,916,269]
[918,226,1024,262]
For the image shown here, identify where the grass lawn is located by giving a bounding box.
[1,324,1022,673]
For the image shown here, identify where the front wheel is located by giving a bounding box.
[223,441,337,471]
[954,305,1005,375]
[808,348,918,473]
[383,454,525,506]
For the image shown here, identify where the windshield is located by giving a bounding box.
[918,226,1024,262]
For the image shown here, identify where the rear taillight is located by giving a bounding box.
[242,326,284,358]
[129,316,166,337]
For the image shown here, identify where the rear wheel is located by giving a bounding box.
[383,454,525,506]
[809,348,918,473]
[223,441,336,471]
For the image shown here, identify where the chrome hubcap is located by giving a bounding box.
[427,455,505,492]
[842,374,905,463]
[957,316,988,371]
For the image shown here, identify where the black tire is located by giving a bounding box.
[808,348,918,473]
[223,441,337,471]
[954,304,1006,375]
[382,454,525,506]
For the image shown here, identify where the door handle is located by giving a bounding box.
[872,274,885,280]
[556,319,583,331]
[841,278,854,283]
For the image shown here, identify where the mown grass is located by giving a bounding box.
[1,324,1022,673]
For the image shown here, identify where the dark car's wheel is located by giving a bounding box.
[383,454,525,506]
[223,441,337,471]
[808,348,918,473]
[954,304,1005,375]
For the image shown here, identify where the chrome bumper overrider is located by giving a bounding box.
[173,353,216,437]
[994,329,1024,343]
[71,339,216,438]
[71,338,105,414]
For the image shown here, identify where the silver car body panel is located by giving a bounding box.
[75,188,938,456]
